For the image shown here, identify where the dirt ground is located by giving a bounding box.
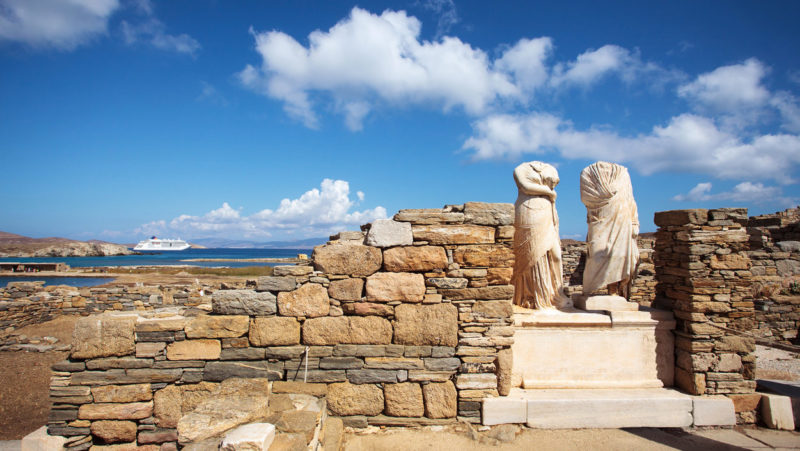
[0,315,78,440]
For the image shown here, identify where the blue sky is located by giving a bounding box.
[1,0,799,243]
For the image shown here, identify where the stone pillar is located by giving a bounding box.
[653,208,758,424]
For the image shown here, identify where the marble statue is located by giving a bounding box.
[512,161,571,309]
[580,161,640,299]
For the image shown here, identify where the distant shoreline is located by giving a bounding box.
[180,257,304,263]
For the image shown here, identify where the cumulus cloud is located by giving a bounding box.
[678,58,771,112]
[673,182,797,207]
[135,179,387,239]
[121,18,200,55]
[494,37,552,93]
[0,0,120,50]
[463,112,800,183]
[771,91,800,133]
[419,0,459,38]
[550,45,679,89]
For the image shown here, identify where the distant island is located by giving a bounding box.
[0,231,133,257]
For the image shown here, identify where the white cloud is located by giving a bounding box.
[549,45,678,89]
[463,112,800,183]
[136,179,387,239]
[239,7,519,130]
[0,0,119,50]
[770,91,800,133]
[678,58,770,112]
[494,37,552,93]
[121,18,200,55]
[673,181,797,207]
[419,0,459,38]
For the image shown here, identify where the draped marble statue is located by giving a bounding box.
[512,161,570,309]
[580,161,640,299]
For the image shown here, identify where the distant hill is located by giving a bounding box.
[0,231,133,257]
[189,237,326,249]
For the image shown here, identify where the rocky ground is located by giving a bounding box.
[0,231,131,257]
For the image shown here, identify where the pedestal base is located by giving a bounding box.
[573,294,639,311]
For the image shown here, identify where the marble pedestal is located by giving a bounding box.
[511,306,675,389]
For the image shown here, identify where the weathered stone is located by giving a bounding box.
[715,353,743,372]
[412,225,495,245]
[256,276,296,292]
[422,358,460,371]
[453,245,514,268]
[220,423,275,451]
[715,335,755,353]
[248,317,300,347]
[365,272,426,302]
[427,278,468,289]
[212,290,277,316]
[312,243,382,276]
[90,421,137,444]
[365,357,424,369]
[177,378,271,444]
[320,357,364,369]
[204,361,282,381]
[303,316,392,345]
[78,402,153,420]
[138,429,179,445]
[185,315,249,339]
[463,202,514,226]
[394,304,458,346]
[486,268,513,285]
[136,342,166,358]
[383,246,448,272]
[455,374,497,390]
[166,339,221,360]
[440,286,514,301]
[346,369,399,384]
[328,278,364,301]
[422,381,457,419]
[154,383,218,428]
[72,315,136,359]
[277,283,330,317]
[654,209,708,227]
[271,381,327,397]
[341,302,393,316]
[273,265,313,276]
[327,382,384,416]
[473,300,513,318]
[86,357,153,370]
[91,384,152,403]
[365,219,413,247]
[135,316,186,332]
[393,209,464,224]
[384,383,423,417]
[495,348,513,396]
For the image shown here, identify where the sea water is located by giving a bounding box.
[0,248,312,268]
[0,276,115,288]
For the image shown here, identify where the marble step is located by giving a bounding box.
[483,388,693,428]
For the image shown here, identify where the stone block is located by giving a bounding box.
[249,317,300,346]
[384,383,423,417]
[422,381,457,419]
[653,209,708,227]
[136,342,166,358]
[273,265,313,276]
[463,202,514,226]
[21,426,67,451]
[303,316,392,345]
[496,348,513,396]
[472,299,513,317]
[347,369,399,384]
[383,246,448,272]
[328,278,364,301]
[675,367,706,396]
[312,243,382,276]
[483,396,527,425]
[411,225,495,245]
[71,315,135,359]
[728,393,762,413]
[166,339,221,360]
[153,383,218,428]
[453,245,514,268]
[327,382,384,416]
[393,304,458,346]
[365,219,413,247]
[487,267,513,285]
[277,283,330,317]
[78,402,153,420]
[365,272,426,302]
[204,361,282,381]
[761,394,795,430]
[456,373,497,390]
[135,316,186,332]
[427,277,468,289]
[394,209,464,224]
[341,302,393,316]
[221,347,267,360]
[256,276,296,292]
[138,429,179,444]
[212,290,277,315]
[91,420,137,444]
[91,384,152,403]
[219,423,275,451]
[185,315,249,339]
[692,396,736,426]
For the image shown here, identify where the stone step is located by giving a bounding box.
[483,388,693,428]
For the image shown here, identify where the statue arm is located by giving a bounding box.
[514,164,556,200]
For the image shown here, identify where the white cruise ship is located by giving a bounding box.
[134,236,191,251]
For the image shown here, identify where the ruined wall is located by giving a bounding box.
[654,208,759,424]
[747,207,800,343]
[0,282,210,335]
[46,202,516,447]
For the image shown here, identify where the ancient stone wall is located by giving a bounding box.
[46,203,516,447]
[747,207,800,343]
[0,282,209,334]
[653,208,759,424]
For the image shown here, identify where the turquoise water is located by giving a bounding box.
[0,248,312,268]
[0,276,115,288]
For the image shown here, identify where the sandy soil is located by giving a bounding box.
[0,316,78,440]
